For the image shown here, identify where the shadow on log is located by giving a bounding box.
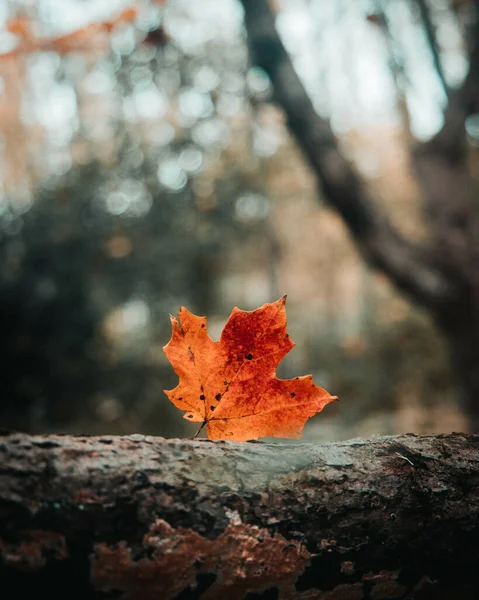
[1,432,479,599]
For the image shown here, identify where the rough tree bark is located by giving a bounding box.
[1,432,479,599]
[239,0,479,430]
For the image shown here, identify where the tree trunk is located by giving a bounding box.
[436,305,479,431]
[239,0,479,430]
[1,432,479,599]
[413,135,479,432]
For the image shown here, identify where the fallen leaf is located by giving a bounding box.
[163,297,337,441]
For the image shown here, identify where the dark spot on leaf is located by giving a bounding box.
[224,381,228,386]
[290,392,296,398]
[245,353,253,360]
[201,324,205,328]
[200,395,206,400]
[286,334,289,338]
[215,393,222,401]
[178,397,183,400]
[210,406,215,411]
[187,414,193,419]
[200,385,204,392]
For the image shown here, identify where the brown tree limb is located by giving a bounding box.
[419,9,479,162]
[1,432,479,599]
[411,6,479,332]
[239,0,458,310]
[416,0,449,98]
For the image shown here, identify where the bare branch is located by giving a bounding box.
[421,11,479,161]
[240,0,457,308]
[416,0,449,97]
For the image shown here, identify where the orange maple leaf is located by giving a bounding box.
[163,297,337,441]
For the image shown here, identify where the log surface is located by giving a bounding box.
[1,432,479,599]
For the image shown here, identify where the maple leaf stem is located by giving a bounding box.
[193,421,207,439]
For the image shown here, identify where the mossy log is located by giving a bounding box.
[1,432,479,599]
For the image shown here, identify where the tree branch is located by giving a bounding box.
[240,0,457,309]
[420,9,479,161]
[1,433,479,599]
[416,0,449,98]
[411,10,479,292]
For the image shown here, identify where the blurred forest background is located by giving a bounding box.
[0,0,478,440]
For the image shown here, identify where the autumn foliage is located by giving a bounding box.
[2,7,137,59]
[163,297,337,441]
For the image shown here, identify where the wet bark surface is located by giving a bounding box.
[1,432,479,599]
